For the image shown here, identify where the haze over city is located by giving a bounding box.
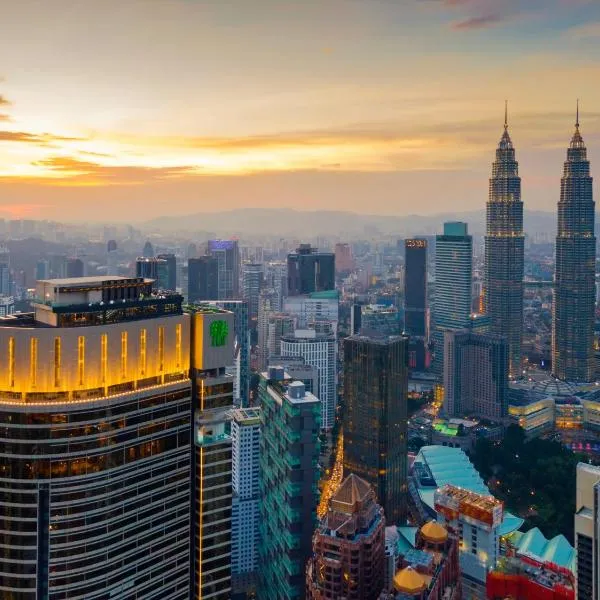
[1,0,599,221]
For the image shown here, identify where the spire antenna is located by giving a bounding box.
[576,98,580,129]
[504,100,508,129]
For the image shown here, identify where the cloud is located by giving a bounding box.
[0,130,86,144]
[566,21,600,39]
[452,13,503,29]
[0,95,10,107]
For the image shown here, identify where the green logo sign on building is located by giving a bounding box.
[210,320,229,347]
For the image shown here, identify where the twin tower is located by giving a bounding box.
[484,103,595,382]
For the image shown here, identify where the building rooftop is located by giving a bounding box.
[331,473,372,509]
[37,275,133,286]
[229,407,261,425]
[505,528,575,573]
[412,446,523,536]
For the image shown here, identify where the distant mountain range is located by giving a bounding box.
[145,208,563,239]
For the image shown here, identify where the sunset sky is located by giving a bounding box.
[1,0,599,221]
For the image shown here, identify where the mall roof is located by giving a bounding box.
[506,528,576,573]
[412,445,524,536]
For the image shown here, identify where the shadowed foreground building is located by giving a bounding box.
[306,474,385,600]
[0,276,192,599]
[343,334,409,524]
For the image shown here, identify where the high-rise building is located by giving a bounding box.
[484,108,524,378]
[0,276,192,599]
[443,329,509,421]
[553,108,596,382]
[264,313,295,368]
[268,355,319,397]
[281,329,337,430]
[242,262,263,323]
[190,306,236,600]
[35,258,50,281]
[284,290,339,332]
[142,240,154,257]
[0,244,10,295]
[204,300,250,407]
[360,304,401,336]
[208,239,241,300]
[334,242,355,274]
[264,261,288,311]
[157,252,177,291]
[230,407,261,597]
[343,334,409,524]
[575,462,600,600]
[135,256,169,289]
[258,370,321,600]
[188,255,219,302]
[432,222,473,377]
[435,484,503,599]
[66,257,84,278]
[257,289,281,370]
[288,244,335,296]
[106,239,118,276]
[404,239,428,372]
[306,474,386,600]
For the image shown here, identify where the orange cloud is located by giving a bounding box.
[452,14,503,29]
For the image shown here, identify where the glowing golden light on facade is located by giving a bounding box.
[8,337,15,388]
[121,331,128,380]
[101,333,107,385]
[30,338,38,388]
[140,329,147,376]
[54,336,61,387]
[176,324,182,369]
[77,336,85,386]
[158,326,164,374]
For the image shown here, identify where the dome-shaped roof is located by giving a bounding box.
[420,520,448,543]
[393,566,426,594]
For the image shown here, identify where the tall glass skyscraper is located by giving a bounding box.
[208,239,241,300]
[484,108,524,377]
[553,109,596,382]
[432,222,473,377]
[287,244,335,296]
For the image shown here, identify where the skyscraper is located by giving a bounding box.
[157,252,177,291]
[334,242,354,274]
[343,334,409,524]
[208,239,241,300]
[135,256,169,289]
[553,106,596,382]
[404,239,427,338]
[106,239,118,276]
[432,222,473,377]
[190,307,236,600]
[484,105,524,377]
[306,474,385,600]
[188,255,219,302]
[66,256,84,278]
[0,244,10,295]
[242,262,263,322]
[281,329,337,430]
[443,329,509,421]
[0,276,192,599]
[258,370,321,600]
[288,244,335,296]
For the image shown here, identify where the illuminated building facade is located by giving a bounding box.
[553,111,596,382]
[190,307,236,600]
[306,474,385,600]
[188,256,219,302]
[208,239,241,300]
[404,239,428,370]
[343,334,409,524]
[443,329,508,421]
[288,244,335,296]
[432,222,473,377]
[484,111,524,377]
[360,304,401,337]
[0,276,192,599]
[136,256,169,290]
[258,370,321,600]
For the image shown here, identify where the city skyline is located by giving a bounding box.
[0,0,599,220]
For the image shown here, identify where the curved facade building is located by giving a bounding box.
[0,277,192,599]
[553,112,596,382]
[484,111,524,377]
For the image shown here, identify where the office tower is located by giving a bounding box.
[106,239,118,276]
[553,108,596,382]
[404,239,428,371]
[142,240,154,257]
[288,244,335,295]
[157,252,177,291]
[484,107,524,378]
[343,334,409,524]
[350,302,362,335]
[230,407,261,597]
[258,371,321,600]
[208,239,241,300]
[281,329,336,430]
[204,300,250,407]
[35,259,50,281]
[0,276,192,599]
[190,307,236,600]
[443,329,508,421]
[435,485,503,599]
[136,256,169,290]
[263,313,295,369]
[188,255,219,302]
[0,244,10,295]
[66,257,84,278]
[268,355,319,397]
[306,474,385,600]
[264,261,288,311]
[575,462,600,600]
[257,289,281,369]
[0,295,15,316]
[360,304,401,336]
[242,262,263,322]
[334,242,354,274]
[284,290,339,332]
[432,222,473,377]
